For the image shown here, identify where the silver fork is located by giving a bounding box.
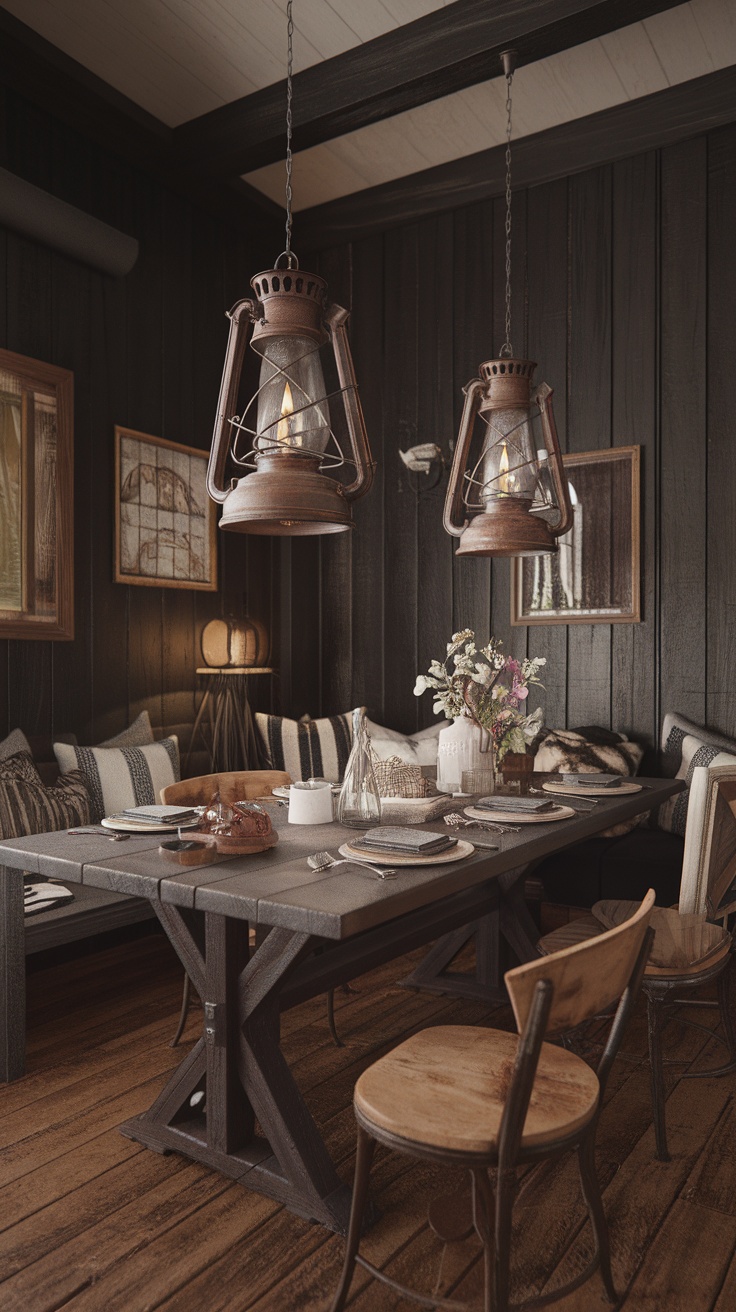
[308,851,398,881]
[444,813,521,835]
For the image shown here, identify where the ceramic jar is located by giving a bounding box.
[436,714,494,794]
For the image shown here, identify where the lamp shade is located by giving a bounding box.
[200,617,269,669]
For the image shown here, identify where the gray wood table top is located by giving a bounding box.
[0,779,684,941]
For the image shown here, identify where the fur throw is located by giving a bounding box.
[534,729,643,776]
[533,728,644,837]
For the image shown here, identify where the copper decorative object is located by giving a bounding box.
[443,50,572,557]
[444,358,573,556]
[206,0,374,536]
[207,264,374,535]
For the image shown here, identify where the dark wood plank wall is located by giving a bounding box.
[0,88,280,749]
[283,121,736,754]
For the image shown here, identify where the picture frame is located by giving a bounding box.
[511,445,641,626]
[0,347,74,640]
[114,427,217,591]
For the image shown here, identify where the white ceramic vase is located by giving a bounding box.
[436,715,494,794]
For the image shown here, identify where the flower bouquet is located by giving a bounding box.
[414,631,545,788]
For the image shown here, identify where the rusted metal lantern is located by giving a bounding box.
[443,358,573,556]
[443,50,572,557]
[207,261,374,535]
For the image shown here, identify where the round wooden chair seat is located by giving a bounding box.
[354,1025,600,1155]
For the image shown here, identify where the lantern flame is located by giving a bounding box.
[276,382,295,443]
[498,441,516,495]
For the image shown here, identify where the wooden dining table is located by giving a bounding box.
[0,777,683,1234]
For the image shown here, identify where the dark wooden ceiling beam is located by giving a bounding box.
[174,0,681,179]
[0,6,282,232]
[295,65,736,250]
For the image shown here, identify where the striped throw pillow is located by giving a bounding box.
[657,728,736,837]
[53,737,180,822]
[0,752,92,839]
[255,711,355,784]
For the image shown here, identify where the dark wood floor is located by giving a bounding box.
[1,930,735,1311]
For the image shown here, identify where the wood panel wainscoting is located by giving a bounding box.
[278,121,736,770]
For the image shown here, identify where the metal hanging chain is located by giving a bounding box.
[499,51,517,358]
[282,0,296,268]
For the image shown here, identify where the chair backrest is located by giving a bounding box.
[679,763,736,918]
[160,770,291,807]
[505,888,655,1037]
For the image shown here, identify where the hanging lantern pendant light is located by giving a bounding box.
[206,1,374,536]
[444,51,572,557]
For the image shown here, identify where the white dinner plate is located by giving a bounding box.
[464,804,576,824]
[541,780,643,798]
[338,838,475,866]
[100,817,201,834]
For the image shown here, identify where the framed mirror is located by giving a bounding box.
[511,445,641,625]
[0,349,74,640]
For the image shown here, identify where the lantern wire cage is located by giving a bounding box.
[461,407,556,514]
[228,337,356,474]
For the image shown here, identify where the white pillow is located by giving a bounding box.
[54,737,180,822]
[366,718,443,768]
[98,710,155,749]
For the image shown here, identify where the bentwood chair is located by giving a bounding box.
[161,769,290,1046]
[539,763,736,1160]
[330,890,655,1312]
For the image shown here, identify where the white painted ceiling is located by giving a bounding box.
[6,0,736,210]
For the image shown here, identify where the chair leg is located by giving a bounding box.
[492,1167,516,1312]
[170,971,192,1048]
[329,1124,376,1312]
[717,963,736,1066]
[578,1132,616,1304]
[326,989,344,1048]
[646,991,670,1162]
[471,1169,496,1312]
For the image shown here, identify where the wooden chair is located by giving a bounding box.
[160,769,291,808]
[330,891,655,1312]
[161,769,290,1047]
[538,763,736,1160]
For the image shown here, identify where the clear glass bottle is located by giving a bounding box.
[337,709,382,828]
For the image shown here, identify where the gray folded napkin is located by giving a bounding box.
[356,827,457,855]
[562,774,622,788]
[476,796,557,813]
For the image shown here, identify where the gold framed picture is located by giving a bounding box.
[114,427,217,591]
[0,348,74,640]
[511,445,641,625]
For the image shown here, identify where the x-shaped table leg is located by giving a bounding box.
[120,902,354,1232]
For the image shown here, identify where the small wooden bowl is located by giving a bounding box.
[188,828,280,857]
[158,837,219,866]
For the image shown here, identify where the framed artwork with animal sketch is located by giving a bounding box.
[114,427,217,590]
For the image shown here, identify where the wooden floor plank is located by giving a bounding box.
[621,1199,736,1311]
[0,935,735,1312]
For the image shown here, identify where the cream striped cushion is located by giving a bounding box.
[54,737,180,822]
[255,711,354,784]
